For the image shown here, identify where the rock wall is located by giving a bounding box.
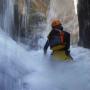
[78,0,90,48]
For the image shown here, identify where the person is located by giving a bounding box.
[44,19,71,59]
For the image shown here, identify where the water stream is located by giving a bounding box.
[0,0,90,90]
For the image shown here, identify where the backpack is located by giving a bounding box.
[48,29,65,51]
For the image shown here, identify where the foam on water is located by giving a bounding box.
[0,30,90,90]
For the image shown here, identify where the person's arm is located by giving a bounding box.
[65,32,70,55]
[66,33,70,50]
[44,40,49,54]
[43,30,53,54]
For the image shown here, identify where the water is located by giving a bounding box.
[74,0,78,14]
[0,0,14,35]
[0,0,90,90]
[46,0,79,45]
[3,0,14,35]
[0,31,90,90]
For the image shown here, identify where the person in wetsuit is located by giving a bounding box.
[44,19,70,56]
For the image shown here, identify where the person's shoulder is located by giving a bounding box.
[63,31,70,35]
[48,29,54,38]
[63,31,70,37]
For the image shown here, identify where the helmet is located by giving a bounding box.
[51,19,61,28]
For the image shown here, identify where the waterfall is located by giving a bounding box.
[0,1,29,90]
[4,0,14,35]
[47,0,75,29]
[0,1,90,90]
[74,0,78,14]
[0,0,14,35]
[46,0,79,44]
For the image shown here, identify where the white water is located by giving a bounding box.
[1,0,90,90]
[0,30,90,90]
[3,0,14,34]
[74,0,78,14]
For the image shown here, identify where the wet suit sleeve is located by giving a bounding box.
[65,32,70,55]
[44,40,49,54]
[65,33,70,50]
[43,30,53,54]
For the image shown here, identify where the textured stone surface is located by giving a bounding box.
[78,0,90,48]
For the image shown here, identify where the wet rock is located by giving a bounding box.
[78,0,90,48]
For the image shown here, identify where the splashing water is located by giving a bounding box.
[0,30,90,90]
[74,0,78,14]
[0,0,90,90]
[3,0,14,35]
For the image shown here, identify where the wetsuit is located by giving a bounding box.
[44,28,70,55]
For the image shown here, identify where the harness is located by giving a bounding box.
[48,29,65,51]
